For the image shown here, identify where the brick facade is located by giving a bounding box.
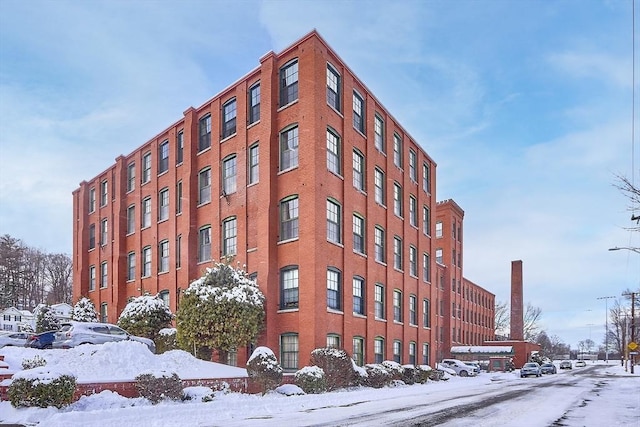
[72,30,494,370]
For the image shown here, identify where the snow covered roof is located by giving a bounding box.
[450,346,514,354]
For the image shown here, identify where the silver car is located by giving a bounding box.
[54,321,155,353]
[0,331,30,348]
[520,362,542,378]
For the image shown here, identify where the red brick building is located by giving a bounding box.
[72,30,494,370]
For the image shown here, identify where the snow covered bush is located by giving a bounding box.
[381,360,404,381]
[155,327,178,354]
[294,366,326,394]
[176,261,264,361]
[71,297,99,322]
[246,346,283,395]
[118,294,173,342]
[182,386,215,402]
[34,304,60,333]
[22,354,47,370]
[414,365,432,384]
[310,347,356,391]
[363,364,393,388]
[8,368,76,408]
[135,370,183,404]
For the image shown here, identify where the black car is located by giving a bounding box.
[25,331,57,349]
[540,363,557,374]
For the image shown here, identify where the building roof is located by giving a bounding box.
[451,345,514,354]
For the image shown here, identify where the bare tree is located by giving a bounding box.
[45,253,73,304]
[494,300,509,338]
[613,174,640,231]
[523,303,542,341]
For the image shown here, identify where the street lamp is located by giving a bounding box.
[597,296,616,363]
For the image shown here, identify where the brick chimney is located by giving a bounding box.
[510,260,524,341]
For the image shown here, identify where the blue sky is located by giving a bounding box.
[0,0,638,349]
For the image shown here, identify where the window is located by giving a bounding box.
[248,144,259,184]
[100,180,108,206]
[221,98,237,139]
[327,64,341,111]
[198,226,211,263]
[326,268,341,310]
[198,114,211,151]
[326,199,342,244]
[100,303,107,323]
[127,252,136,281]
[393,183,402,217]
[393,133,403,168]
[279,196,299,241]
[374,283,385,319]
[353,149,365,191]
[352,214,365,254]
[176,131,184,164]
[435,221,443,238]
[142,152,151,184]
[280,333,299,371]
[393,290,402,322]
[409,295,417,325]
[353,337,365,366]
[159,290,169,307]
[142,197,151,228]
[374,226,385,263]
[422,298,431,328]
[374,114,385,152]
[280,266,299,309]
[409,149,417,182]
[222,155,237,194]
[222,217,237,256]
[374,338,384,363]
[326,128,341,175]
[199,168,211,204]
[88,224,95,250]
[248,83,260,124]
[159,240,169,273]
[374,168,385,205]
[280,126,299,171]
[89,265,96,291]
[279,59,298,106]
[423,162,430,193]
[353,91,364,133]
[158,141,169,174]
[176,181,182,214]
[159,188,169,221]
[100,262,108,288]
[142,246,152,277]
[422,343,430,365]
[423,253,431,282]
[393,340,402,363]
[176,235,181,269]
[326,334,340,349]
[393,236,402,270]
[88,187,96,213]
[100,218,108,246]
[127,163,135,192]
[407,196,417,227]
[409,342,416,365]
[409,246,417,277]
[353,276,365,315]
[423,205,430,235]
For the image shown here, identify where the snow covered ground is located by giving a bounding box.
[0,342,638,426]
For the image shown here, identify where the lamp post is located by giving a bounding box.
[597,296,616,363]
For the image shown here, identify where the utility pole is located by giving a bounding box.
[597,296,616,363]
[622,292,637,374]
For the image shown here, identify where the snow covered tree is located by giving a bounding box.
[34,304,60,332]
[117,294,173,341]
[246,346,283,394]
[176,261,265,361]
[71,297,98,322]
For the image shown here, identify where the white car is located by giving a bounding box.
[54,321,155,353]
[440,359,478,377]
[575,360,587,367]
[0,331,30,348]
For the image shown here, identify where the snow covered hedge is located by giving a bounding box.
[71,297,99,322]
[118,294,173,341]
[135,370,183,404]
[310,347,356,391]
[246,346,283,395]
[294,366,326,394]
[8,368,76,408]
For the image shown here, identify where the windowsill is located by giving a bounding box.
[126,279,135,284]
[141,225,151,231]
[353,250,367,258]
[423,326,431,330]
[328,104,343,117]
[352,313,366,319]
[88,288,95,293]
[141,180,150,187]
[197,201,211,208]
[393,320,404,326]
[197,146,212,156]
[176,212,182,217]
[158,218,168,224]
[277,308,299,313]
[328,170,343,180]
[220,133,237,143]
[277,166,298,175]
[375,202,387,209]
[327,240,344,248]
[409,273,419,279]
[88,210,95,215]
[158,170,169,178]
[196,260,211,266]
[327,308,344,315]
[247,247,258,253]
[176,161,183,167]
[247,181,259,188]
[277,99,298,111]
[353,127,366,138]
[374,317,387,323]
[247,120,260,129]
[141,275,151,279]
[277,237,299,245]
[375,260,387,267]
[409,323,418,328]
[99,286,107,290]
[394,267,404,274]
[126,189,134,195]
[88,248,95,252]
[158,270,169,276]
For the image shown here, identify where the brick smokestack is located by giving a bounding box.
[510,260,524,341]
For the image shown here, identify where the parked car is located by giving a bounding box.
[540,362,557,374]
[54,321,155,353]
[25,330,57,349]
[465,361,482,373]
[440,359,478,377]
[559,360,572,370]
[0,331,30,348]
[575,360,587,367]
[520,362,542,378]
